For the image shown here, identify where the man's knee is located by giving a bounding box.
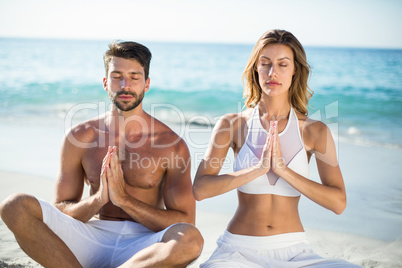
[164,223,204,258]
[0,193,42,226]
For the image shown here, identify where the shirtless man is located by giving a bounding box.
[0,41,203,268]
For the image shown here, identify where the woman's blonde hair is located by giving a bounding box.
[242,29,313,115]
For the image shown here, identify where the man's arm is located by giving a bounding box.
[106,141,195,232]
[54,126,108,222]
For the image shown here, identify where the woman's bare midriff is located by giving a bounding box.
[227,191,304,236]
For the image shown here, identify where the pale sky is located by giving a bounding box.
[1,0,401,48]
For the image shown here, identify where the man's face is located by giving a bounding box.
[103,57,150,112]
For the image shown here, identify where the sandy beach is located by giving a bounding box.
[0,169,401,267]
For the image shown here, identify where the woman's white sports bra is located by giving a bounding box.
[233,105,309,197]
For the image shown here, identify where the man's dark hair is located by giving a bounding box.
[104,41,152,79]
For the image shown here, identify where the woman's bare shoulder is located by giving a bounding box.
[217,107,253,129]
[299,113,332,152]
[212,108,254,150]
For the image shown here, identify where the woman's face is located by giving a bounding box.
[256,44,295,97]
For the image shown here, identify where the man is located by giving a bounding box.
[0,41,203,267]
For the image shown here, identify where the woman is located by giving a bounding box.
[193,29,360,267]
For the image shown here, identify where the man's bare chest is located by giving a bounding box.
[82,145,169,190]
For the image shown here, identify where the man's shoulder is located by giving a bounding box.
[65,117,104,145]
[149,116,188,152]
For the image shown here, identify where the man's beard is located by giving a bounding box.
[110,90,145,112]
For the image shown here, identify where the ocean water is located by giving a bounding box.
[1,38,402,241]
[1,38,401,149]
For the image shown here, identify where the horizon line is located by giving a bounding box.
[1,35,402,51]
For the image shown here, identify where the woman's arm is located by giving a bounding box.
[193,113,270,201]
[272,120,347,214]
